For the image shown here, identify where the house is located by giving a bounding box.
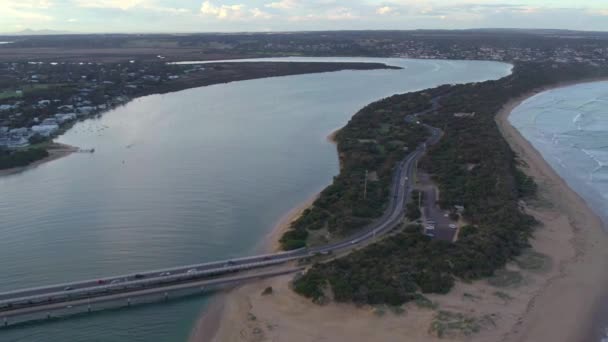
[54,113,77,124]
[7,136,29,148]
[76,106,96,116]
[9,127,29,136]
[41,118,58,126]
[31,124,59,137]
[0,104,16,111]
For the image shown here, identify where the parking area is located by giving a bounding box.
[416,172,458,242]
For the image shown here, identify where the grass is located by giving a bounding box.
[487,270,523,288]
[429,311,496,338]
[515,249,551,272]
[493,291,513,302]
[462,292,481,302]
[414,294,438,310]
[0,90,21,100]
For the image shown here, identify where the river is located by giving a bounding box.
[0,58,511,341]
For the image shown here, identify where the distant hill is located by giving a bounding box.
[1,29,74,36]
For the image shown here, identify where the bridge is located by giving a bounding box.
[0,99,444,327]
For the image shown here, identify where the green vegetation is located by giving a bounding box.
[405,201,421,221]
[487,270,523,288]
[293,62,608,306]
[414,294,438,310]
[493,291,513,302]
[0,148,49,170]
[515,250,551,272]
[429,311,496,338]
[280,90,441,249]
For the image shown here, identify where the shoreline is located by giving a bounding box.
[496,80,608,342]
[0,142,78,178]
[193,79,608,342]
[190,130,337,341]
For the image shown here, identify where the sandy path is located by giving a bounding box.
[192,81,608,342]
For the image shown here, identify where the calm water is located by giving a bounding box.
[0,58,511,341]
[509,81,608,341]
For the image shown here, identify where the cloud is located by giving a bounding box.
[265,0,297,10]
[201,1,274,20]
[327,7,357,20]
[73,0,189,13]
[589,8,608,16]
[251,8,273,19]
[74,0,146,10]
[376,6,395,15]
[0,0,54,21]
[290,6,358,21]
[201,1,245,19]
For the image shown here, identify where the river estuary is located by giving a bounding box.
[0,58,511,341]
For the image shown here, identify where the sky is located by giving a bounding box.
[1,0,608,33]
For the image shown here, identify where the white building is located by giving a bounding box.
[31,124,59,137]
[54,113,77,124]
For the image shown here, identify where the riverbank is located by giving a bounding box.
[193,80,608,342]
[0,142,78,177]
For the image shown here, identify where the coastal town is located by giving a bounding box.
[2,30,607,154]
[0,60,192,149]
[1,28,608,342]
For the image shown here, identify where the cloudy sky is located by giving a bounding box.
[1,0,607,33]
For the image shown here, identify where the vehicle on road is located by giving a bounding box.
[160,272,171,276]
[449,224,457,229]
[63,286,73,291]
[187,269,197,274]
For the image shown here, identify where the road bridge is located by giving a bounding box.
[0,97,445,327]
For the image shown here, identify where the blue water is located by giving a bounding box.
[509,81,608,225]
[0,58,511,341]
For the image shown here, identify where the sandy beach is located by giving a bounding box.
[192,81,608,342]
[0,142,78,177]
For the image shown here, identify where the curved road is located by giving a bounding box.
[0,97,444,317]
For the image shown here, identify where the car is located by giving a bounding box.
[134,274,145,279]
[227,260,236,265]
[160,272,171,276]
[350,240,357,245]
[425,225,435,230]
[187,269,197,274]
[63,286,73,291]
[97,279,106,284]
[110,279,122,285]
[449,224,458,229]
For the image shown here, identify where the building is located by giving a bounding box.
[54,113,77,124]
[31,124,59,137]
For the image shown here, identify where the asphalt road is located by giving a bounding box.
[0,97,445,315]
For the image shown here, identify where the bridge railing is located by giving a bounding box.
[0,255,306,311]
[0,247,307,301]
